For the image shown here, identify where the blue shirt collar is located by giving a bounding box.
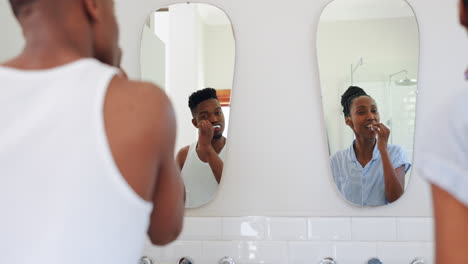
[347,139,380,165]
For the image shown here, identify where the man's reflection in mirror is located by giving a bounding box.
[330,86,411,206]
[176,88,226,208]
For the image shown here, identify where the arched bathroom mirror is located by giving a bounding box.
[140,3,235,208]
[317,0,419,206]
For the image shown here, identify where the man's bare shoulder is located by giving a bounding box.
[108,76,170,111]
[176,145,190,170]
[177,145,190,157]
[104,75,176,145]
[103,76,177,202]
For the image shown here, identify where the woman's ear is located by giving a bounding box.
[82,0,99,23]
[345,116,353,128]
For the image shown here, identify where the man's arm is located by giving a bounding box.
[432,184,468,263]
[197,147,223,183]
[146,91,185,245]
[104,76,184,246]
[148,151,185,245]
[195,120,224,183]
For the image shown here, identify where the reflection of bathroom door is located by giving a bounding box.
[140,25,166,89]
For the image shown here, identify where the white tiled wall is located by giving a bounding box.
[143,216,434,264]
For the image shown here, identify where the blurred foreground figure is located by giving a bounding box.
[0,1,185,263]
[419,1,468,263]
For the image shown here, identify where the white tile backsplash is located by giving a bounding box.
[266,217,307,241]
[202,241,242,263]
[397,217,434,241]
[238,241,289,264]
[152,241,203,264]
[222,217,267,240]
[334,242,378,264]
[143,217,434,264]
[421,242,435,264]
[288,242,334,264]
[179,217,222,240]
[351,217,397,241]
[308,217,351,240]
[377,242,434,264]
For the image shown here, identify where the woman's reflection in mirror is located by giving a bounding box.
[176,88,226,208]
[330,86,411,206]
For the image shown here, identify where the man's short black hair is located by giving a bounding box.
[188,88,219,113]
[9,0,36,17]
[341,86,369,117]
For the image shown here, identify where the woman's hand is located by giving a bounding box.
[371,123,391,152]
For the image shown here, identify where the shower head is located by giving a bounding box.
[389,69,417,86]
[395,77,417,86]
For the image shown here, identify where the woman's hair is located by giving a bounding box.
[341,86,369,117]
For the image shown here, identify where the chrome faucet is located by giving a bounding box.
[320,257,336,264]
[139,256,154,264]
[411,258,425,264]
[218,256,235,264]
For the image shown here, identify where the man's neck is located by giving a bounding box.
[3,14,93,69]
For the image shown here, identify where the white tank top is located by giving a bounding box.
[0,59,153,264]
[181,142,226,208]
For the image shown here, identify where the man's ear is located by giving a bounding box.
[82,0,99,23]
[192,118,198,128]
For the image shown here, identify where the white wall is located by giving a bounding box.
[0,0,24,62]
[202,24,235,90]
